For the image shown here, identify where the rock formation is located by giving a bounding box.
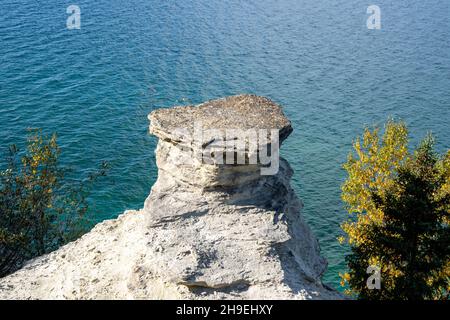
[0,95,341,299]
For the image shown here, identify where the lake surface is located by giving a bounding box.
[1,0,449,289]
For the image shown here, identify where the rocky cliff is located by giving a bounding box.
[0,95,341,299]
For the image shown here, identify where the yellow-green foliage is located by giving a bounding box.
[340,120,408,246]
[0,130,108,277]
[339,120,449,299]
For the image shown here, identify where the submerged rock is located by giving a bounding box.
[0,95,341,299]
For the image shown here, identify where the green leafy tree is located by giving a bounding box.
[0,130,108,277]
[340,121,449,299]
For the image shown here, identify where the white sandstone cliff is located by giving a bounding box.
[0,95,342,300]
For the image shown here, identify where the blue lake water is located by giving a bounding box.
[1,0,449,289]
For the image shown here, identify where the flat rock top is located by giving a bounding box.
[149,95,292,141]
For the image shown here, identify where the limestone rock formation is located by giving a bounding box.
[0,95,342,299]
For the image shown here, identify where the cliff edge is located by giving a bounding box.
[0,95,341,299]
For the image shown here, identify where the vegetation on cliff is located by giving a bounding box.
[0,130,108,277]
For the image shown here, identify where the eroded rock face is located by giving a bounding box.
[0,95,341,300]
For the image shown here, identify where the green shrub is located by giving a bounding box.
[0,130,108,277]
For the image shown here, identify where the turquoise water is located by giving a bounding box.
[1,0,449,289]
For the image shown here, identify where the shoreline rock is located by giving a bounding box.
[0,95,342,300]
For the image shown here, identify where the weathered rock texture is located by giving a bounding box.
[0,95,341,300]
